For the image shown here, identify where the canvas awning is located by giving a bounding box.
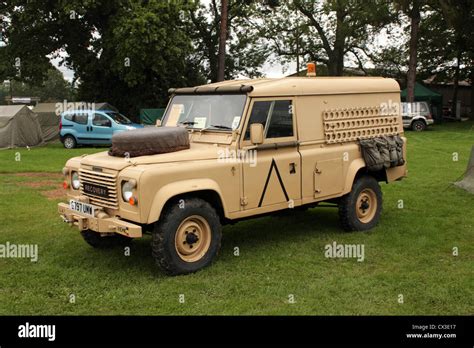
[401,82,442,105]
[139,108,165,125]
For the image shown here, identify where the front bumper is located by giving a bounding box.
[58,202,142,238]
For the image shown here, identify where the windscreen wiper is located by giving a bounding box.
[209,124,232,130]
[199,124,233,133]
[178,121,196,126]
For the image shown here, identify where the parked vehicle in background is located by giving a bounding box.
[401,101,434,131]
[59,110,143,148]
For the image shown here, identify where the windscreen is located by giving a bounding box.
[163,94,247,131]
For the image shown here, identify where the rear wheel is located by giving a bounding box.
[63,135,77,149]
[80,230,132,248]
[151,197,222,275]
[338,175,382,231]
[411,119,426,132]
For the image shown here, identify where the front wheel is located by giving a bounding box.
[411,119,426,132]
[338,175,383,231]
[151,198,222,275]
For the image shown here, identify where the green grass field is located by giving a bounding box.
[0,122,473,315]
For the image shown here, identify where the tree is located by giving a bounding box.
[7,67,74,102]
[416,0,474,119]
[187,0,269,82]
[1,0,206,117]
[217,0,229,81]
[260,0,395,76]
[437,0,474,119]
[395,0,424,103]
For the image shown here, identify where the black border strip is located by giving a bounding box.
[0,316,472,346]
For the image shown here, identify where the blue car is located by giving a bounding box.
[59,109,143,148]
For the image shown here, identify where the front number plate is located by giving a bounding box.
[69,200,95,217]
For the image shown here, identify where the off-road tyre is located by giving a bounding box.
[411,119,426,132]
[338,175,383,232]
[63,135,77,149]
[80,230,132,248]
[151,197,222,276]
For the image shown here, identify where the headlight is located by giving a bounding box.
[71,171,80,190]
[121,180,136,202]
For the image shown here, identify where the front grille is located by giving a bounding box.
[79,169,118,209]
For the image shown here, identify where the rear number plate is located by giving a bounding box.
[69,200,95,217]
[83,183,109,198]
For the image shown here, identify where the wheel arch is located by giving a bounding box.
[344,158,388,194]
[147,179,227,224]
[411,117,427,126]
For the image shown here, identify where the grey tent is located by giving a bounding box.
[95,102,118,112]
[0,105,44,149]
[32,103,60,142]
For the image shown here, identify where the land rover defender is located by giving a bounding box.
[58,72,407,275]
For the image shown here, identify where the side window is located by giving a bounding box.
[64,114,73,122]
[74,113,88,125]
[93,114,112,127]
[244,101,272,140]
[266,100,293,138]
[244,100,293,140]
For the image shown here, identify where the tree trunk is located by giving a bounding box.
[470,69,474,120]
[406,2,421,103]
[217,0,228,82]
[452,51,461,120]
[331,7,346,76]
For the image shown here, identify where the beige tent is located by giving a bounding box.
[0,105,44,149]
[33,103,60,142]
[95,102,118,112]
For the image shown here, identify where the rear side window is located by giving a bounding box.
[64,113,88,125]
[419,103,428,113]
[74,114,88,125]
[244,100,293,140]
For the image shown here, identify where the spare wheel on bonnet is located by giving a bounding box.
[108,126,190,157]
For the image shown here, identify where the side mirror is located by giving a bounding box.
[250,123,264,145]
[155,119,162,127]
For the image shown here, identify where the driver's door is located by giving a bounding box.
[90,113,114,144]
[240,98,301,212]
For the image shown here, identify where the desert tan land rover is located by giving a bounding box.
[58,70,407,275]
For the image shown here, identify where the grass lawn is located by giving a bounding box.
[0,124,473,315]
